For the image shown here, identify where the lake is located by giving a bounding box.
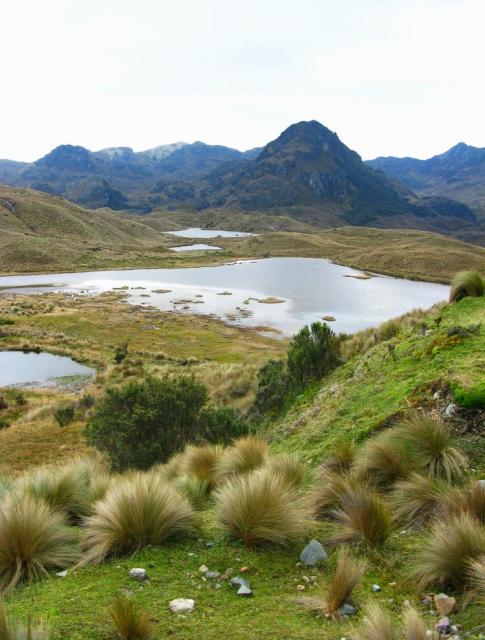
[167,228,254,238]
[0,351,95,388]
[0,258,449,336]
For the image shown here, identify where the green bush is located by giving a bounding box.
[287,322,340,390]
[85,376,245,471]
[53,404,76,427]
[452,382,485,409]
[253,360,289,414]
[114,343,128,364]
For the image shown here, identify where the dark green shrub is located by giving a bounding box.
[114,343,128,364]
[0,397,8,411]
[78,394,95,411]
[452,382,485,409]
[54,404,76,427]
[202,405,249,442]
[85,376,209,471]
[0,318,14,326]
[253,359,289,414]
[287,321,340,390]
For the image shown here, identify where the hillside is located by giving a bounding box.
[0,122,482,242]
[367,143,485,225]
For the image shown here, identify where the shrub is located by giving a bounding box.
[114,343,128,364]
[331,485,393,547]
[353,431,414,490]
[0,494,79,592]
[53,404,76,427]
[82,473,196,564]
[287,322,340,390]
[299,547,366,619]
[0,601,50,639]
[0,397,8,411]
[264,454,307,488]
[356,602,398,640]
[449,271,484,303]
[394,412,467,480]
[452,382,485,409]
[202,405,249,443]
[214,467,312,547]
[390,473,451,529]
[179,444,224,487]
[411,514,485,589]
[84,376,209,471]
[109,595,151,640]
[78,393,95,411]
[214,436,268,483]
[253,359,289,414]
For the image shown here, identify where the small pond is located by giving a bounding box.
[168,228,254,239]
[171,244,223,252]
[0,351,95,388]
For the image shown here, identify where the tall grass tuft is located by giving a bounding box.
[394,412,467,480]
[82,473,196,564]
[356,602,398,640]
[173,476,210,510]
[0,494,79,593]
[320,441,356,474]
[214,436,268,483]
[0,601,50,639]
[264,454,307,488]
[331,485,392,547]
[179,444,224,487]
[442,480,485,524]
[390,473,451,529]
[214,467,312,547]
[449,271,484,303]
[411,513,485,589]
[468,556,485,602]
[353,432,414,490]
[109,595,151,640]
[312,470,364,520]
[401,605,430,640]
[299,547,366,619]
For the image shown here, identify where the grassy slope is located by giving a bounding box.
[1,297,484,638]
[1,185,485,282]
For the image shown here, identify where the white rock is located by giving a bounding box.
[129,568,148,582]
[169,598,195,614]
[199,564,209,573]
[56,570,68,578]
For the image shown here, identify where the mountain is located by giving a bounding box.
[0,121,482,242]
[367,143,485,223]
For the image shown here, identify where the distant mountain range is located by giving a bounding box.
[367,143,485,224]
[0,121,482,242]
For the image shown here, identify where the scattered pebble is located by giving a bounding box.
[237,584,252,596]
[300,539,328,567]
[199,565,209,574]
[371,584,381,592]
[230,576,250,589]
[169,598,196,614]
[240,566,250,573]
[205,571,220,580]
[338,603,357,616]
[435,617,451,635]
[128,568,148,582]
[296,584,306,592]
[443,403,457,418]
[56,570,68,578]
[434,593,456,615]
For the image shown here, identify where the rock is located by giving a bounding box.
[300,540,328,566]
[435,617,451,634]
[240,566,250,573]
[169,598,196,614]
[129,568,148,582]
[477,479,485,489]
[205,571,220,580]
[296,584,305,591]
[198,564,209,574]
[444,403,457,418]
[56,570,68,578]
[422,595,433,606]
[205,541,215,548]
[434,593,456,615]
[338,603,357,616]
[371,584,381,592]
[230,576,250,589]
[237,584,252,596]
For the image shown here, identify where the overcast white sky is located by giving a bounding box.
[1,0,484,161]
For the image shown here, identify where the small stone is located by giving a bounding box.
[205,541,214,548]
[338,603,357,616]
[422,595,432,606]
[300,540,328,567]
[388,581,396,587]
[222,568,234,580]
[436,617,451,634]
[237,584,252,596]
[302,576,310,584]
[296,584,305,591]
[56,570,68,578]
[199,564,209,574]
[371,584,381,592]
[240,566,250,573]
[128,568,148,582]
[230,576,250,589]
[205,571,220,580]
[434,593,456,616]
[444,403,457,418]
[169,598,195,614]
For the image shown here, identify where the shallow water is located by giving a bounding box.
[171,244,222,252]
[167,228,254,239]
[0,351,95,387]
[0,258,448,336]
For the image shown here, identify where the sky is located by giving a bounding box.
[1,0,484,162]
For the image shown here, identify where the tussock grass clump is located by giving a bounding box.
[214,467,312,547]
[0,494,79,593]
[411,513,485,589]
[179,443,224,487]
[390,473,451,529]
[394,412,467,480]
[331,485,392,547]
[109,595,151,640]
[0,601,50,639]
[401,605,432,640]
[442,480,485,524]
[82,473,196,564]
[155,452,185,481]
[214,436,268,483]
[449,271,484,303]
[320,441,356,474]
[312,469,364,519]
[173,476,209,510]
[299,547,366,619]
[356,602,398,640]
[468,556,485,602]
[264,454,307,488]
[353,432,414,490]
